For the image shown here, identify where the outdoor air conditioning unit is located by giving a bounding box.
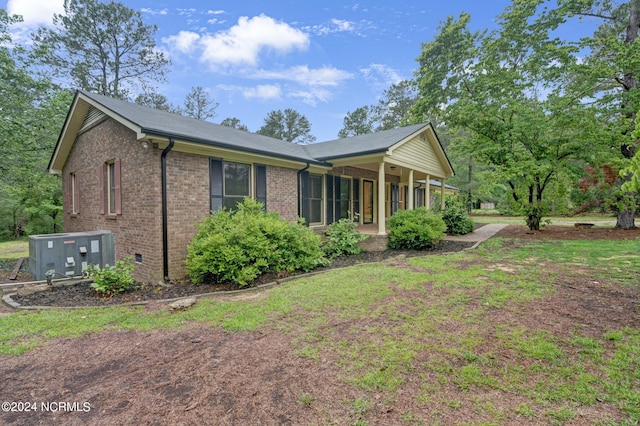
[29,230,115,281]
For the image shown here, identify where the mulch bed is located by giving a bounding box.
[3,240,475,308]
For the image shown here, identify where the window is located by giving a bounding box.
[223,162,251,210]
[108,162,116,214]
[100,159,121,215]
[309,174,323,224]
[339,177,351,220]
[210,159,257,211]
[71,172,79,214]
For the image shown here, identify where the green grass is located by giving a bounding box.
[1,236,639,424]
[0,239,29,259]
[470,214,616,226]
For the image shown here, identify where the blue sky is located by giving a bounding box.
[3,0,598,142]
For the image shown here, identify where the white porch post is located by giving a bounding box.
[408,170,414,210]
[378,161,386,235]
[425,174,431,209]
[441,178,446,210]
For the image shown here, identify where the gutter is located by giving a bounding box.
[141,128,329,168]
[161,137,175,282]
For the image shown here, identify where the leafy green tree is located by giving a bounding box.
[220,117,249,131]
[411,4,597,230]
[0,10,70,238]
[134,89,175,112]
[372,80,417,131]
[183,86,218,121]
[338,106,375,138]
[32,0,170,99]
[257,109,316,144]
[559,0,640,228]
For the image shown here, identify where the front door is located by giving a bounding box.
[363,180,374,224]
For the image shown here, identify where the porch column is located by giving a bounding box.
[441,178,446,209]
[408,170,414,210]
[377,161,386,235]
[425,174,431,209]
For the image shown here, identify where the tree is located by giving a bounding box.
[372,80,417,131]
[559,0,640,228]
[134,89,174,112]
[32,0,170,99]
[411,3,595,230]
[338,106,375,138]
[257,109,316,144]
[183,86,219,121]
[220,117,249,131]
[1,10,69,238]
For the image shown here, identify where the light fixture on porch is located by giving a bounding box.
[141,140,150,149]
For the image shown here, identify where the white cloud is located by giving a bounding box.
[289,88,332,106]
[177,8,197,16]
[199,14,309,67]
[307,18,355,36]
[162,31,201,53]
[207,10,225,15]
[253,65,353,87]
[7,0,64,27]
[242,84,282,100]
[217,83,281,101]
[360,63,404,90]
[141,8,169,16]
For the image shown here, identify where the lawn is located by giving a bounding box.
[0,236,639,424]
[471,213,617,226]
[0,239,29,259]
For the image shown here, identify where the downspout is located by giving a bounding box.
[161,137,175,282]
[296,162,310,219]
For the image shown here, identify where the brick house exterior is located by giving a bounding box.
[49,91,454,283]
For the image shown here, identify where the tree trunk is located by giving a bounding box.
[616,207,636,229]
[467,157,473,214]
[526,213,542,231]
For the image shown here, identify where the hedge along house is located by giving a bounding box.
[48,90,454,283]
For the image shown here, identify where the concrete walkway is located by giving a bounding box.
[442,223,509,243]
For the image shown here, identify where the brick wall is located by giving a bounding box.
[63,118,306,282]
[62,118,164,283]
[266,165,298,221]
[165,152,210,280]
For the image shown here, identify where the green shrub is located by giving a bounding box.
[88,257,136,296]
[323,218,368,258]
[387,207,446,250]
[442,203,474,235]
[186,198,327,287]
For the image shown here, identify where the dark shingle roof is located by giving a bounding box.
[303,123,429,160]
[77,91,444,169]
[79,90,323,165]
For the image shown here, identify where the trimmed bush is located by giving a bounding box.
[387,207,446,250]
[88,257,137,296]
[322,218,368,258]
[442,204,474,235]
[186,198,327,287]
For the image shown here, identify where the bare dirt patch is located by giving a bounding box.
[1,227,639,425]
[496,224,640,240]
